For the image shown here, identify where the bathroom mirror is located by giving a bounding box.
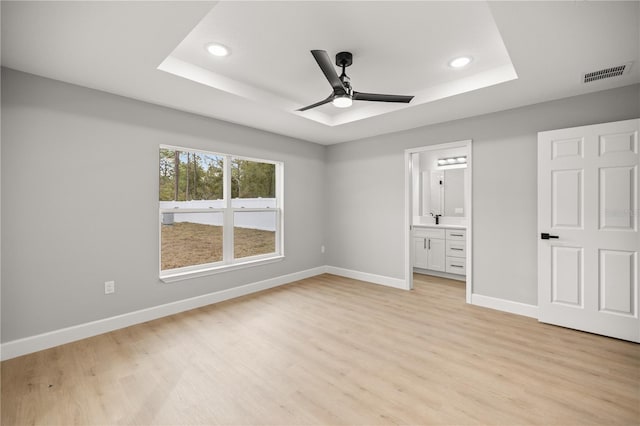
[444,168,465,216]
[429,171,444,215]
[423,168,465,217]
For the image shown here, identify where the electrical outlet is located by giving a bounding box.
[321,245,325,253]
[104,281,115,294]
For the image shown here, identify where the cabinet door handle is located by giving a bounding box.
[450,265,463,268]
[428,239,431,250]
[424,238,426,249]
[451,233,463,237]
[451,248,463,251]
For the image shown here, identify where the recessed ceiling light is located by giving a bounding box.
[449,56,472,69]
[206,43,230,57]
[332,95,352,108]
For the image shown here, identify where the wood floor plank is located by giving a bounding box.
[2,273,639,425]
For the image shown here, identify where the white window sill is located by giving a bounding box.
[160,255,285,283]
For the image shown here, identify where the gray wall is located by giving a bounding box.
[1,68,326,342]
[326,84,640,305]
[3,66,639,343]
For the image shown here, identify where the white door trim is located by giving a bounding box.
[404,140,473,303]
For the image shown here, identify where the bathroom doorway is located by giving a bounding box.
[404,140,472,302]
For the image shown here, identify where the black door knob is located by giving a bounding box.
[541,233,559,240]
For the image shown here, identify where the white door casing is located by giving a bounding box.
[538,119,639,342]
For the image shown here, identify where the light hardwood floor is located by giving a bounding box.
[2,273,639,425]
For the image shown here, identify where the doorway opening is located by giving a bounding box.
[404,140,472,302]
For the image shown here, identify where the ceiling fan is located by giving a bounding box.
[297,50,415,112]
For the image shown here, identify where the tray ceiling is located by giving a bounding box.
[159,1,517,126]
[1,1,638,144]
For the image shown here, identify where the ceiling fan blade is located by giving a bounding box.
[353,92,414,103]
[297,94,335,112]
[311,50,346,94]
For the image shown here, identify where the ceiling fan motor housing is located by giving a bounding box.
[335,51,353,68]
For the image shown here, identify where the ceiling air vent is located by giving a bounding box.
[583,62,632,83]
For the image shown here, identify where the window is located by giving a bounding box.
[159,146,283,280]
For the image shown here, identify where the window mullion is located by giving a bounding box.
[277,163,284,256]
[223,155,234,263]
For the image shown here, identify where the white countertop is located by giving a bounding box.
[412,224,467,230]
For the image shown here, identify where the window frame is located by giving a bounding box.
[159,145,284,282]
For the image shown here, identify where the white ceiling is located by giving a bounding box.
[2,1,639,145]
[160,1,516,126]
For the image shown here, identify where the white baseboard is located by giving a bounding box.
[471,293,538,319]
[325,266,409,290]
[0,266,326,361]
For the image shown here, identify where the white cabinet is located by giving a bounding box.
[426,237,446,271]
[446,229,466,241]
[446,256,466,275]
[413,237,429,269]
[445,229,466,275]
[413,226,466,276]
[412,227,446,272]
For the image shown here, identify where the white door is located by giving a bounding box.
[538,119,639,342]
[427,238,446,272]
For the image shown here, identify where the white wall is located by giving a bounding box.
[326,84,640,305]
[1,68,326,343]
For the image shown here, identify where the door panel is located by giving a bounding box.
[599,166,636,230]
[538,118,639,342]
[551,246,583,306]
[599,131,637,156]
[552,169,583,228]
[552,137,583,159]
[599,250,636,316]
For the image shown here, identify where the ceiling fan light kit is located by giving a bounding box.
[332,95,353,108]
[297,50,414,112]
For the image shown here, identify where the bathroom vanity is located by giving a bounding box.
[412,225,466,277]
[409,144,469,283]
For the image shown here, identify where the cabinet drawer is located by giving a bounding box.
[446,229,466,241]
[446,257,466,275]
[413,227,445,239]
[446,240,466,258]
